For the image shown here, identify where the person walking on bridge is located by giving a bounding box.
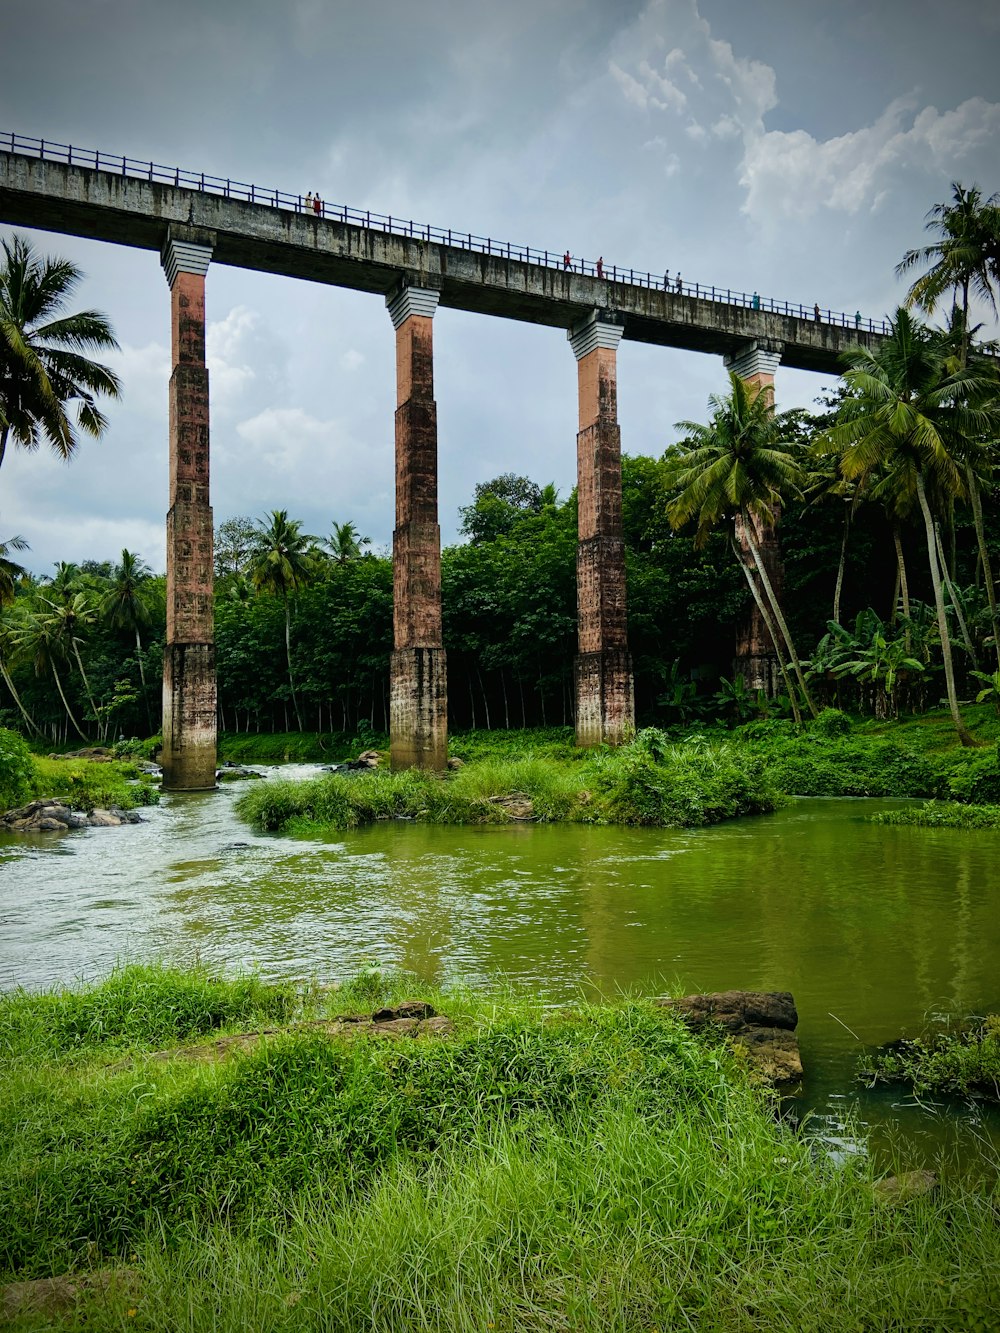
[596,256,603,279]
[563,250,571,270]
[675,272,683,293]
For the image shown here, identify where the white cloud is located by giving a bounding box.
[340,348,365,373]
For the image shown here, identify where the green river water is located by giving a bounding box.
[2,769,999,1174]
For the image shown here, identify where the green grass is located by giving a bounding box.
[863,1014,1000,1102]
[1,967,998,1330]
[235,738,777,833]
[871,801,1000,829]
[218,730,386,764]
[25,755,160,812]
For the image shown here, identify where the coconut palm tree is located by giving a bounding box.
[0,233,121,472]
[825,308,1000,746]
[101,549,155,730]
[0,532,42,738]
[897,183,1000,342]
[664,370,816,719]
[325,520,370,564]
[9,597,89,742]
[898,191,1000,666]
[249,511,321,731]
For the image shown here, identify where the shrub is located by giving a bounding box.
[0,726,33,811]
[812,707,852,737]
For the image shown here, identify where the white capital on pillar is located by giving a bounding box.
[386,285,440,329]
[724,340,783,380]
[161,238,213,288]
[568,309,625,360]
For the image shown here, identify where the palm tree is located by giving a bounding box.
[0,532,42,738]
[898,186,1000,663]
[825,308,1000,746]
[249,511,320,730]
[9,597,89,742]
[0,233,121,472]
[665,370,817,719]
[325,520,370,564]
[897,183,1000,344]
[101,549,155,730]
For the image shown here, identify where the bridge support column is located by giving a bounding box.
[569,310,634,747]
[387,282,447,770]
[160,231,217,790]
[724,340,785,696]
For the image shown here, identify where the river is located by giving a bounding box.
[2,770,999,1173]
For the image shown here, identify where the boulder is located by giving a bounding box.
[874,1170,938,1205]
[657,990,803,1086]
[0,799,143,832]
[216,764,263,782]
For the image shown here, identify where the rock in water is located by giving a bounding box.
[657,990,803,1085]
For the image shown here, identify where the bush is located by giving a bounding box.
[0,726,33,811]
[812,707,852,737]
[947,746,1000,804]
[862,1014,1000,1100]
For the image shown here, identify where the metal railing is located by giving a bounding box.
[0,131,898,336]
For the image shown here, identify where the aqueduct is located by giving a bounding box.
[0,134,886,788]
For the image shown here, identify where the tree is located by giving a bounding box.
[214,516,258,578]
[249,510,320,731]
[325,520,371,564]
[459,473,546,543]
[101,549,155,729]
[664,370,817,720]
[0,532,41,737]
[897,183,1000,345]
[825,308,1000,746]
[897,188,1000,665]
[0,234,121,472]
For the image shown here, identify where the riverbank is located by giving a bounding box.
[2,966,998,1331]
[233,707,1000,834]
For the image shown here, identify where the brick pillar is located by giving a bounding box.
[568,310,634,746]
[386,282,447,770]
[724,340,784,696]
[160,232,217,790]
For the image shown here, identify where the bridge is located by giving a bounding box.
[0,133,885,787]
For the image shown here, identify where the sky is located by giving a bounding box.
[1,0,999,576]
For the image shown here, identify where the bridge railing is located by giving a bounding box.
[0,131,904,338]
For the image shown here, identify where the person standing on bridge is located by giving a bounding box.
[751,291,760,309]
[563,250,572,270]
[855,310,862,328]
[304,191,313,212]
[596,256,603,279]
[313,192,322,215]
[814,303,821,321]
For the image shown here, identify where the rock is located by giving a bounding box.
[373,1000,437,1022]
[357,750,382,767]
[0,800,143,832]
[486,792,535,820]
[216,764,262,782]
[51,746,114,762]
[657,990,803,1086]
[1,1269,140,1320]
[447,756,465,769]
[874,1169,938,1205]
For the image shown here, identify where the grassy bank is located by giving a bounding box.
[235,735,776,833]
[2,966,999,1330]
[0,728,159,814]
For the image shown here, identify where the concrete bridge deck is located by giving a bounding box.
[0,139,883,374]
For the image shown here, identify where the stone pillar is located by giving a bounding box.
[724,340,784,696]
[568,309,634,746]
[160,230,217,790]
[387,282,447,770]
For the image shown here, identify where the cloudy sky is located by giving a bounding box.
[2,0,998,575]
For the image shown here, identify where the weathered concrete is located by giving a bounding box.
[388,284,447,770]
[0,153,883,372]
[160,232,217,790]
[570,311,634,746]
